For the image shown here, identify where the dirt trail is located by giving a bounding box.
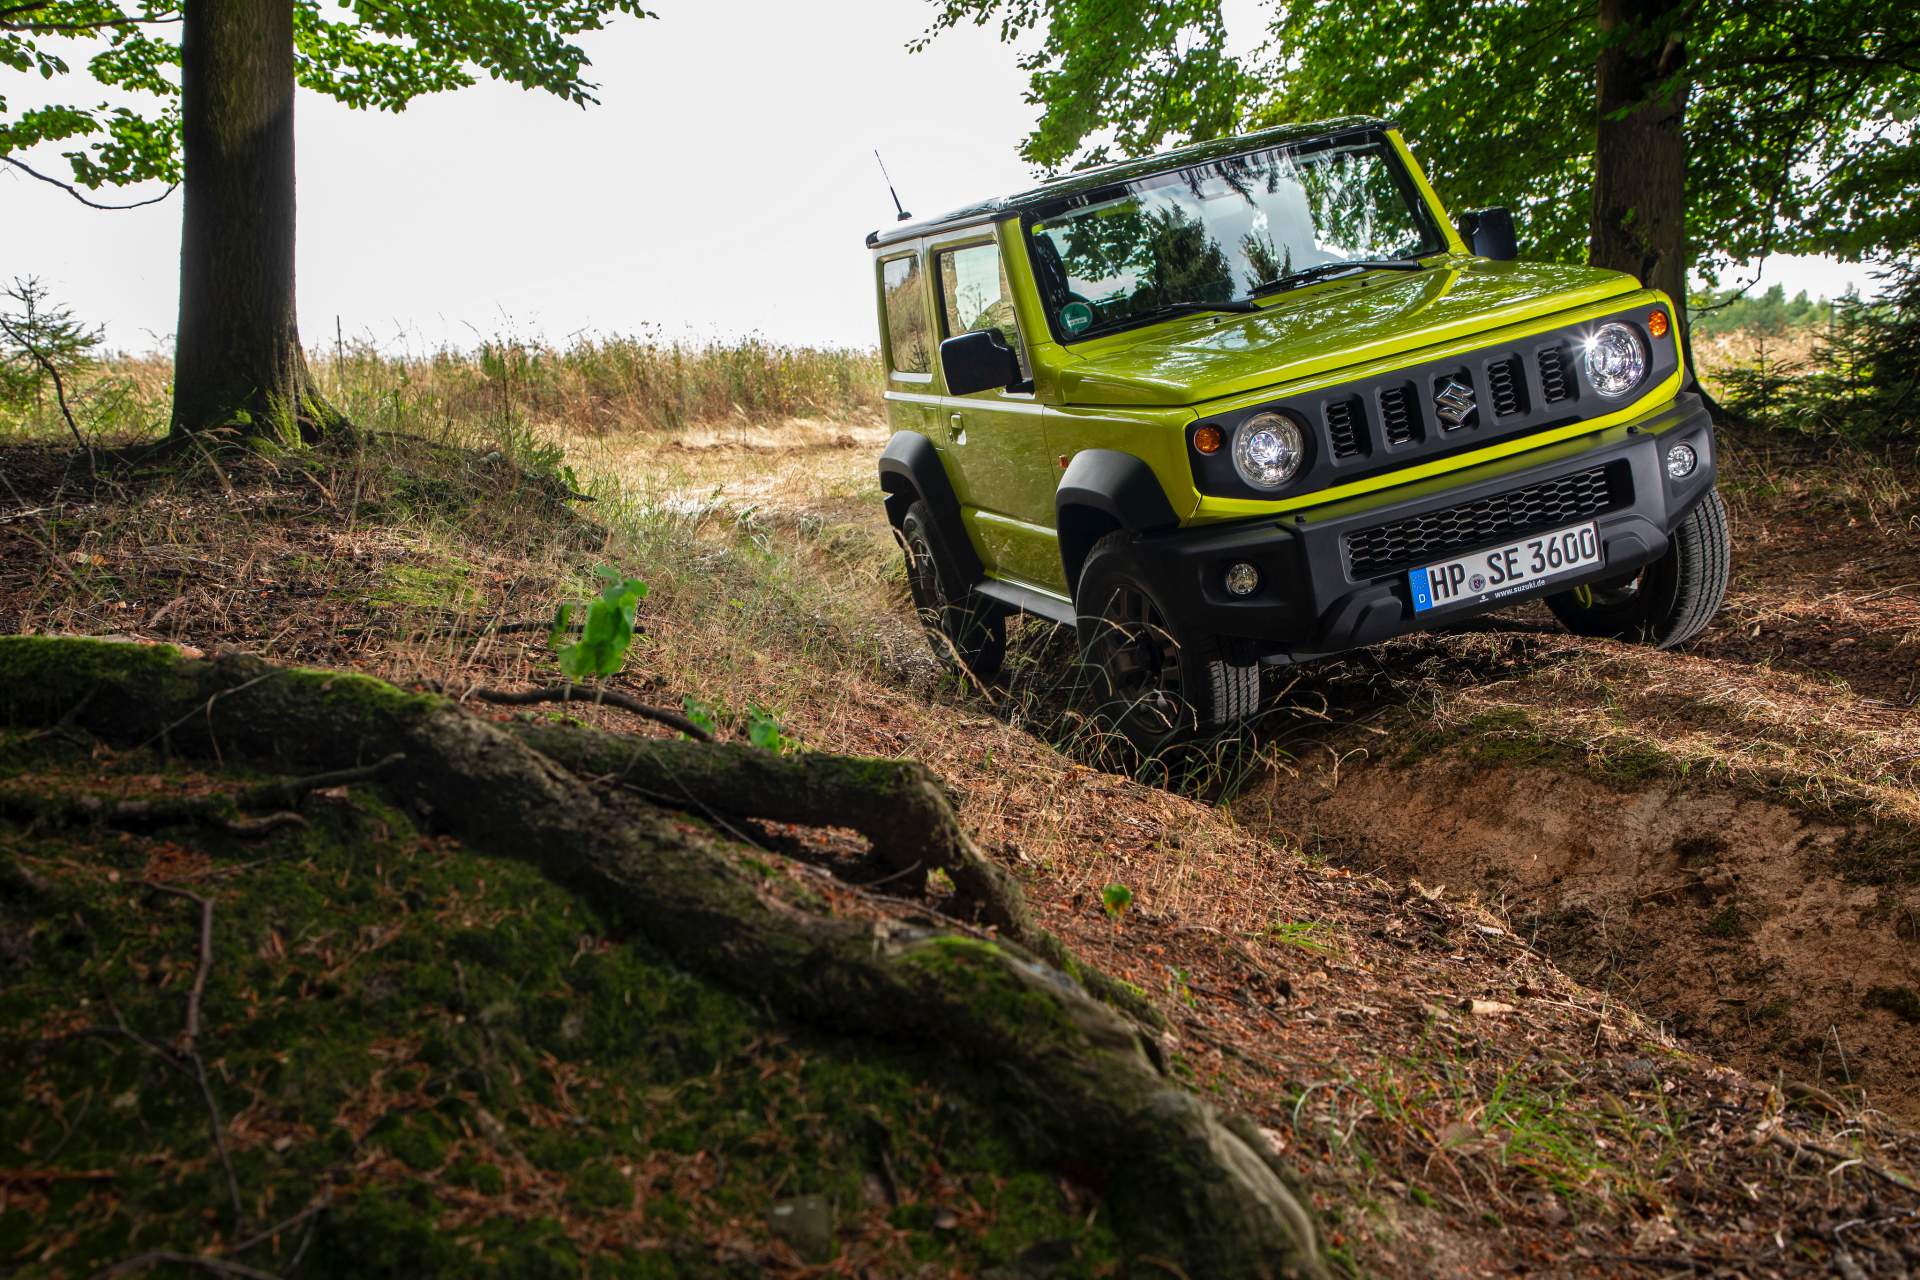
[1244,748,1920,1121]
[1227,439,1920,1125]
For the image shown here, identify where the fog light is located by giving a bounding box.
[1665,441,1698,480]
[1224,562,1260,597]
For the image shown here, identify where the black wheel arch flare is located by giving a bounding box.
[877,430,982,583]
[1056,449,1181,593]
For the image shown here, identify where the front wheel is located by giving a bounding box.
[1073,530,1260,747]
[1546,487,1730,648]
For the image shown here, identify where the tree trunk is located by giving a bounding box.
[1590,0,1690,333]
[170,0,334,444]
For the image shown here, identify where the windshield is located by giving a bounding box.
[1025,136,1445,341]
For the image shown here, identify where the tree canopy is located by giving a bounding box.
[1,0,652,193]
[920,0,1920,281]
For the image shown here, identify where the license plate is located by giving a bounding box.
[1409,520,1601,614]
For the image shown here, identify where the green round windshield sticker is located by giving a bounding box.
[1060,301,1093,334]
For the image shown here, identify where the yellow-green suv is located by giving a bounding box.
[869,117,1728,743]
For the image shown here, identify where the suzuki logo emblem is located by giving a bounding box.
[1434,377,1476,429]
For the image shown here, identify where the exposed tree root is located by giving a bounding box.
[509,720,1166,1030]
[449,681,714,742]
[0,637,1326,1278]
[0,786,306,836]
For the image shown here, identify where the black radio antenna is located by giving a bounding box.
[874,150,911,222]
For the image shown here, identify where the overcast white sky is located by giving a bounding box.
[1,0,1884,355]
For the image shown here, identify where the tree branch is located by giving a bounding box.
[0,11,181,31]
[2,157,178,211]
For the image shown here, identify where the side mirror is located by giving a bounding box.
[940,329,1022,396]
[1458,207,1518,261]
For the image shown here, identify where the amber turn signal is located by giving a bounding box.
[1193,424,1223,454]
[1648,309,1669,339]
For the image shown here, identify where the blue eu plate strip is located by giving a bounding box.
[1409,567,1434,613]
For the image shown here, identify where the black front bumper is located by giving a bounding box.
[1129,392,1719,663]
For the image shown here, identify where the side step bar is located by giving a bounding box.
[973,578,1076,626]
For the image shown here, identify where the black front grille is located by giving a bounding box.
[1487,356,1525,417]
[1539,348,1573,403]
[1325,397,1364,459]
[1344,462,1628,578]
[1380,386,1417,446]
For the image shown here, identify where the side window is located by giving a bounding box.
[936,242,1032,382]
[881,255,932,375]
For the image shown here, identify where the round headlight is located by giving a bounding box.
[1232,412,1305,489]
[1583,322,1647,398]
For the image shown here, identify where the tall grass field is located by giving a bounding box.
[0,333,886,443]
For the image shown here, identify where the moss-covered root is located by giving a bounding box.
[510,723,1026,930]
[512,721,1166,1031]
[0,637,1324,1278]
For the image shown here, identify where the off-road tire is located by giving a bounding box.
[1073,530,1260,747]
[1546,486,1729,648]
[901,500,1005,679]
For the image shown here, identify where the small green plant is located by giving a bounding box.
[550,567,647,680]
[1101,883,1133,919]
[1166,965,1198,1008]
[0,277,102,414]
[745,704,790,753]
[681,696,719,738]
[1262,919,1339,954]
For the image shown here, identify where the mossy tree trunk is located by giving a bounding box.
[1591,0,1690,336]
[170,0,338,445]
[0,637,1327,1279]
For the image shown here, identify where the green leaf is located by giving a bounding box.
[1102,883,1133,919]
[680,696,718,738]
[745,706,785,753]
[550,569,647,679]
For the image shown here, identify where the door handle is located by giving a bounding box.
[947,412,966,444]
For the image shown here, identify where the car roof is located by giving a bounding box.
[865,115,1394,250]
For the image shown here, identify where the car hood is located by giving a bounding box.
[1051,258,1645,408]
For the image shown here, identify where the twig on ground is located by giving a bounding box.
[446,682,714,742]
[237,753,403,810]
[137,882,245,1224]
[226,1195,331,1257]
[87,1252,281,1280]
[1769,1128,1919,1194]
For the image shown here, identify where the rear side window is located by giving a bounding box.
[880,255,932,375]
[935,241,1031,380]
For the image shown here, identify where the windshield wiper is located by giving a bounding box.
[1249,259,1426,298]
[1077,297,1259,338]
[1134,299,1259,318]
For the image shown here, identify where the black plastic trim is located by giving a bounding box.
[1055,448,1182,590]
[877,430,981,582]
[975,578,1077,626]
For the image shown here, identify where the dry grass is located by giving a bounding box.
[0,335,885,444]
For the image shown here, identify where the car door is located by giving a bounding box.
[929,230,1060,592]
